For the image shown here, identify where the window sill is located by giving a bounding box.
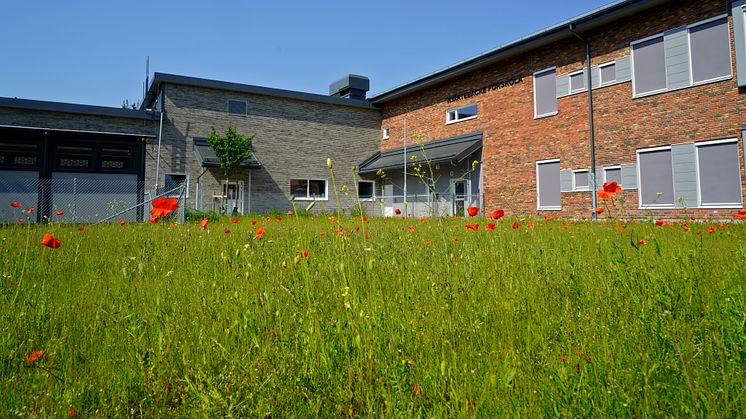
[294,197,329,202]
[534,111,558,120]
[227,113,247,117]
[633,75,733,99]
[697,204,743,209]
[446,115,477,125]
[537,206,562,211]
[638,205,676,209]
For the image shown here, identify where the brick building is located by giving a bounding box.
[2,0,745,221]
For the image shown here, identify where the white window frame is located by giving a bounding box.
[568,70,586,94]
[636,146,675,209]
[598,61,617,86]
[382,127,390,140]
[694,138,743,208]
[290,178,329,201]
[630,34,668,98]
[687,14,733,87]
[357,180,376,202]
[533,67,558,119]
[602,165,622,185]
[227,99,247,116]
[536,158,562,211]
[445,103,478,125]
[164,173,189,198]
[572,169,590,191]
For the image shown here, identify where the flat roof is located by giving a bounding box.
[0,97,158,120]
[143,73,377,110]
[369,0,671,103]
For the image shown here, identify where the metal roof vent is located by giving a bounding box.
[329,74,369,100]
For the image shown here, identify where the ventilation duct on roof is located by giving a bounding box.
[329,74,369,100]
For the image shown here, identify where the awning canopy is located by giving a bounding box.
[193,138,261,169]
[358,132,482,174]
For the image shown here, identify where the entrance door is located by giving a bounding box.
[220,180,244,215]
[451,179,468,216]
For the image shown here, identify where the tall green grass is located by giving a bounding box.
[1,216,744,416]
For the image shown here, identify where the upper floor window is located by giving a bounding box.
[227,100,247,116]
[382,127,390,140]
[533,68,557,118]
[631,36,666,96]
[569,70,585,93]
[599,62,616,85]
[689,17,732,84]
[446,104,477,124]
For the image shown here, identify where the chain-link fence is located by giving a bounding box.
[0,175,187,224]
[378,193,484,217]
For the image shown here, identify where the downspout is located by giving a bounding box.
[153,86,165,196]
[403,116,407,216]
[569,24,599,220]
[194,167,208,211]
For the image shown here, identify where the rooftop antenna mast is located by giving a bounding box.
[144,56,150,101]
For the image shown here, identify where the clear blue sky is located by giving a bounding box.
[2,0,612,107]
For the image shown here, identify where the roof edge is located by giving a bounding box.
[0,97,159,120]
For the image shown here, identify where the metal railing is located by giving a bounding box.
[377,193,484,217]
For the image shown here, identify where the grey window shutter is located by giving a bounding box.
[671,143,698,208]
[639,149,675,206]
[560,170,573,192]
[591,65,601,89]
[615,56,632,82]
[534,69,557,116]
[556,74,570,98]
[697,141,742,205]
[537,161,561,208]
[734,1,746,87]
[620,164,638,190]
[664,27,691,90]
[633,37,666,95]
[690,17,732,84]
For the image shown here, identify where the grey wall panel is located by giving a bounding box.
[671,143,698,208]
[594,168,603,189]
[615,56,632,82]
[556,74,570,98]
[0,170,39,224]
[560,169,572,192]
[620,164,637,190]
[734,1,746,87]
[591,65,601,89]
[664,27,692,91]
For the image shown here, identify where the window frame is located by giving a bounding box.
[533,67,558,119]
[636,145,675,209]
[694,138,743,208]
[602,165,622,185]
[568,70,586,94]
[687,14,733,87]
[445,103,478,125]
[290,178,329,201]
[598,61,617,86]
[572,169,590,192]
[630,33,668,98]
[536,158,562,211]
[227,99,248,116]
[382,127,390,140]
[357,180,376,201]
[164,173,189,198]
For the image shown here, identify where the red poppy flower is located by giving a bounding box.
[395,208,401,215]
[707,225,716,234]
[287,210,293,216]
[68,408,76,417]
[78,227,84,232]
[595,207,604,214]
[319,231,327,237]
[252,220,258,225]
[25,349,45,363]
[275,217,282,222]
[231,217,239,223]
[425,239,431,245]
[300,250,309,258]
[150,197,180,218]
[412,384,424,396]
[453,237,459,242]
[26,208,35,214]
[149,217,158,224]
[638,239,647,245]
[683,226,691,232]
[597,190,613,200]
[655,220,666,226]
[41,233,60,249]
[512,221,520,229]
[408,225,415,232]
[355,225,360,232]
[603,182,623,194]
[559,356,570,362]
[486,223,496,231]
[168,223,175,228]
[488,209,505,220]
[362,216,368,222]
[10,201,21,208]
[119,220,126,226]
[201,217,208,230]
[224,229,231,234]
[256,227,265,238]
[467,206,479,217]
[54,210,64,216]
[465,223,479,230]
[738,210,746,216]
[364,231,370,237]
[265,217,271,222]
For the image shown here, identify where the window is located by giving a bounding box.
[603,166,622,185]
[446,104,477,124]
[55,144,93,169]
[536,159,561,210]
[637,147,675,207]
[358,180,375,201]
[0,141,40,168]
[290,178,327,200]
[382,128,390,139]
[100,145,135,171]
[600,62,616,85]
[164,174,188,197]
[227,100,247,116]
[632,36,666,96]
[573,169,589,191]
[569,70,585,93]
[533,68,557,118]
[696,139,742,207]
[689,17,732,84]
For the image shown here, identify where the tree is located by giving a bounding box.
[121,99,140,109]
[206,125,255,214]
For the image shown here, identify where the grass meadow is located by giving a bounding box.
[1,213,744,417]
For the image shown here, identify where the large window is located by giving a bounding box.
[573,169,589,191]
[290,179,327,200]
[533,68,557,118]
[358,180,375,201]
[696,139,742,207]
[227,100,247,116]
[690,17,732,84]
[536,159,561,210]
[637,147,675,207]
[446,104,478,124]
[632,36,666,96]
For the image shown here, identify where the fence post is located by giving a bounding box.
[72,177,77,223]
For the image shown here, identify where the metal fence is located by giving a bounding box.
[0,175,187,224]
[379,193,484,217]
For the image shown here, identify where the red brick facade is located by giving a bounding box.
[378,0,745,219]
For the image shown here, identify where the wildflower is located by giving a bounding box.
[275,217,282,222]
[512,221,520,229]
[486,223,496,231]
[25,349,45,363]
[68,408,76,417]
[231,217,239,223]
[488,209,505,220]
[364,231,370,237]
[54,210,64,216]
[224,229,231,234]
[467,206,479,217]
[638,239,647,245]
[707,225,716,234]
[150,197,180,218]
[655,220,666,227]
[256,227,265,239]
[201,218,209,230]
[683,226,691,233]
[408,225,415,233]
[10,202,21,208]
[574,349,584,355]
[395,208,402,215]
[559,356,570,362]
[26,207,35,214]
[119,220,126,226]
[149,217,158,224]
[41,234,61,249]
[300,250,309,258]
[595,207,604,214]
[425,239,431,245]
[603,182,623,194]
[287,210,293,216]
[252,220,258,225]
[453,237,459,242]
[78,227,84,232]
[319,232,327,237]
[465,223,479,230]
[412,384,424,396]
[168,223,175,228]
[326,158,333,169]
[467,399,475,409]
[597,190,613,199]
[265,217,271,222]
[362,216,368,222]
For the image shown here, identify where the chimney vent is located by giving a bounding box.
[329,74,369,100]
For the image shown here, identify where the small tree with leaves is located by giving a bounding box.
[206,125,255,214]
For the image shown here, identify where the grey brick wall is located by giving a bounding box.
[149,83,382,215]
[0,108,157,137]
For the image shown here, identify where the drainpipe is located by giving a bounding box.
[194,167,208,211]
[403,116,407,216]
[569,24,599,220]
[153,87,165,196]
